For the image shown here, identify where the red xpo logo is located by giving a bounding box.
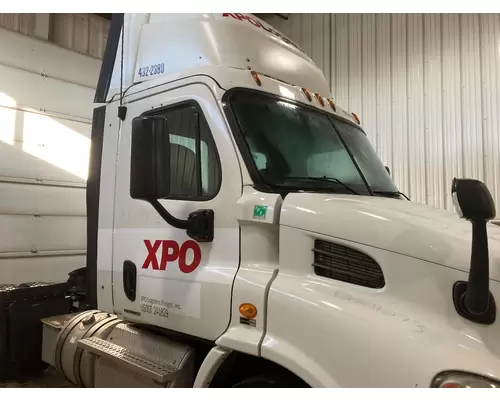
[142,240,202,273]
[221,13,304,54]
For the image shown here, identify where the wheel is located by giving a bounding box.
[231,373,307,388]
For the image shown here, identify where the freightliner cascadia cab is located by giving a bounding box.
[26,13,500,388]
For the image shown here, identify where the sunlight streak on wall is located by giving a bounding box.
[22,111,90,180]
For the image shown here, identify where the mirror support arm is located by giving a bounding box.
[465,220,491,314]
[452,217,496,325]
[150,200,215,243]
[151,200,189,230]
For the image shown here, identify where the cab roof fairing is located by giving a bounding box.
[102,13,332,103]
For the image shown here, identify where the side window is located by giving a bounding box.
[154,103,221,199]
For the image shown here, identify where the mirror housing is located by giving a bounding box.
[451,178,496,221]
[130,116,171,201]
[129,114,214,243]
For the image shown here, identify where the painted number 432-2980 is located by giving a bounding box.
[138,63,165,78]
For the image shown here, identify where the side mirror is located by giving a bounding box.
[385,166,391,176]
[451,178,496,221]
[451,178,496,325]
[129,114,214,243]
[130,116,171,201]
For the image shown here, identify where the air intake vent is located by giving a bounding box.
[312,240,385,288]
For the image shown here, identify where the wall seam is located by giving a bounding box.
[478,14,486,185]
[375,14,380,153]
[422,14,429,204]
[406,14,411,198]
[440,14,447,208]
[390,14,394,173]
[459,14,466,177]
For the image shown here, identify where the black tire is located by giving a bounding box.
[231,373,307,388]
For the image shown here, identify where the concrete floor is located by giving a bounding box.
[0,367,74,388]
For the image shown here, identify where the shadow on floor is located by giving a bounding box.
[0,367,75,388]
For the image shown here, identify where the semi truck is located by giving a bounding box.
[1,13,500,388]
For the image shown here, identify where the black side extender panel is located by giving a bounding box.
[86,105,106,309]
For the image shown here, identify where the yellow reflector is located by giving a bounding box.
[251,70,262,86]
[352,112,361,124]
[302,88,312,102]
[239,303,257,319]
[327,99,337,112]
[315,93,325,107]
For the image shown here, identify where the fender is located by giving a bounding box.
[193,346,232,387]
[260,333,339,387]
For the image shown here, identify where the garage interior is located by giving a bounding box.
[0,13,500,388]
[2,13,498,284]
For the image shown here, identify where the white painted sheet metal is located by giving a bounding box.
[0,26,100,88]
[0,26,99,284]
[0,64,94,121]
[0,255,86,285]
[0,182,85,216]
[0,215,85,254]
[262,13,500,213]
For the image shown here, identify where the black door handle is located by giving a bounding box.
[123,260,137,302]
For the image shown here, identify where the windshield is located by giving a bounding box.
[228,90,399,196]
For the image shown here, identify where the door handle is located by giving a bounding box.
[123,260,137,302]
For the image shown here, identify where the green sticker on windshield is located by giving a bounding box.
[253,205,268,220]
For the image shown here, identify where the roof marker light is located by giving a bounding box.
[251,70,262,86]
[315,93,325,107]
[327,99,337,112]
[302,88,312,102]
[352,112,361,124]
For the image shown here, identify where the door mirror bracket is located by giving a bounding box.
[151,200,214,242]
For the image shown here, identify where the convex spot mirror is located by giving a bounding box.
[451,178,496,221]
[130,116,171,201]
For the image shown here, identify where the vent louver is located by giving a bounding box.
[312,240,385,288]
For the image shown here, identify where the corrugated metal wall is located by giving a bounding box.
[263,14,500,212]
[0,16,103,284]
[50,14,109,59]
[0,14,37,36]
[0,13,109,59]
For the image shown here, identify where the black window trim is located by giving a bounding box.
[136,99,223,202]
[221,87,374,196]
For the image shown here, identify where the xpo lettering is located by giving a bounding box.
[221,13,304,53]
[143,240,202,273]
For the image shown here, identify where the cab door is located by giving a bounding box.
[111,82,242,340]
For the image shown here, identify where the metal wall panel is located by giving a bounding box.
[0,14,36,36]
[0,182,85,216]
[0,64,95,121]
[360,15,377,148]
[263,13,500,212]
[0,27,100,89]
[0,256,86,285]
[0,215,85,254]
[50,13,110,59]
[0,25,100,284]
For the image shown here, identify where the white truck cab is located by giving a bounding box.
[32,13,500,388]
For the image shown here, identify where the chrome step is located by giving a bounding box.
[77,337,179,384]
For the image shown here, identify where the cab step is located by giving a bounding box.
[77,337,179,384]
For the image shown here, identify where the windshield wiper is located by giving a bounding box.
[372,190,410,201]
[285,176,359,195]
